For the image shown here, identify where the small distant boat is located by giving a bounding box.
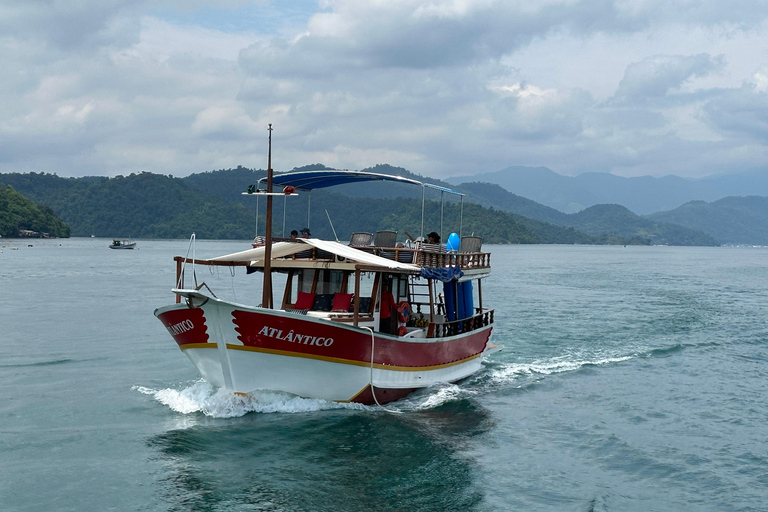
[109,239,136,249]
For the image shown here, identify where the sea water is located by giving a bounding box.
[1,239,766,511]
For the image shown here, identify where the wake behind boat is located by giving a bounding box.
[154,134,495,405]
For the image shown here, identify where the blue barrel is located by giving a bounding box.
[443,281,456,321]
[460,280,474,319]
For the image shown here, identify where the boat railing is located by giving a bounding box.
[427,309,494,338]
[250,239,490,268]
[374,244,491,269]
[415,249,490,269]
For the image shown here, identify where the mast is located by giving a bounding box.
[262,124,274,309]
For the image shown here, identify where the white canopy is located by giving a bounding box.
[208,239,420,272]
[208,241,305,262]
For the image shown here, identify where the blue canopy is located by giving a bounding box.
[251,169,465,242]
[257,170,463,195]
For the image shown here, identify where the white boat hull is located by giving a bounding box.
[155,293,493,404]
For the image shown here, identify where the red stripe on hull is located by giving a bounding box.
[232,310,491,367]
[157,308,209,346]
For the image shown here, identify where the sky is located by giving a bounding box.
[1,0,767,180]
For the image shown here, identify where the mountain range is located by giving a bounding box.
[0,170,593,244]
[183,165,717,245]
[446,165,768,215]
[648,196,768,245]
[4,163,767,245]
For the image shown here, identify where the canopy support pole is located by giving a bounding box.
[440,190,444,243]
[421,185,425,238]
[354,268,361,327]
[307,191,312,232]
[255,195,260,238]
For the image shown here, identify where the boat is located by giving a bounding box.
[154,136,495,405]
[109,239,136,249]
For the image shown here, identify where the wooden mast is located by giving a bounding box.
[262,124,274,309]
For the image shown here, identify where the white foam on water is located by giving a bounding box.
[380,383,480,412]
[133,381,366,418]
[134,353,635,416]
[484,353,635,387]
[412,383,475,409]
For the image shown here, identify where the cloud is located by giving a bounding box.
[0,1,141,51]
[702,82,768,140]
[1,0,768,179]
[612,53,726,104]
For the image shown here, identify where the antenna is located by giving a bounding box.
[325,209,339,242]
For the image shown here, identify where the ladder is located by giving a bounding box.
[408,276,434,317]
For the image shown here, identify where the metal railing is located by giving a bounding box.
[427,309,494,338]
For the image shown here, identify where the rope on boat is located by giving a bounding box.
[179,233,198,289]
[178,233,218,306]
[363,326,402,414]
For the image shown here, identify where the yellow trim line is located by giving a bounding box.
[180,342,482,372]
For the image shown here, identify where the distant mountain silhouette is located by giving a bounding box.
[0,167,721,245]
[446,165,768,215]
[455,182,567,224]
[565,204,716,246]
[0,170,596,244]
[456,183,716,246]
[647,196,768,245]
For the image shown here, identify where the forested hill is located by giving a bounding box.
[0,170,600,244]
[565,204,717,246]
[184,165,715,245]
[180,165,597,243]
[456,182,717,246]
[0,184,71,238]
[0,172,254,239]
[647,196,768,245]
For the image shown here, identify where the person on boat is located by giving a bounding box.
[290,230,298,239]
[379,281,398,335]
[300,228,311,238]
[427,232,441,244]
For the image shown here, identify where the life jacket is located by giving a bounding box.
[397,301,410,323]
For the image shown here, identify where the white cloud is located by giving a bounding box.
[613,53,725,104]
[1,0,768,179]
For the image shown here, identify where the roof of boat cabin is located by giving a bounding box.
[208,238,421,272]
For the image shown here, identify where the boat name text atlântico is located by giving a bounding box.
[165,319,195,336]
[258,325,335,347]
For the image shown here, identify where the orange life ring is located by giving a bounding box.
[397,301,410,323]
[398,325,408,336]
